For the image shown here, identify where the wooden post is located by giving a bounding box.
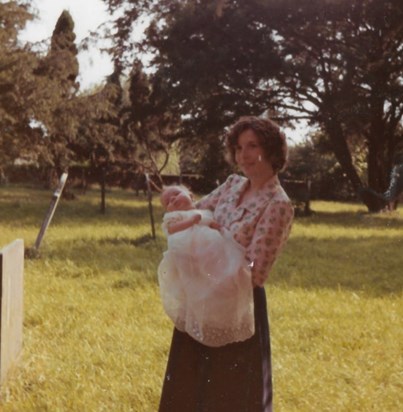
[305,179,312,216]
[100,167,106,214]
[34,173,68,251]
[0,239,24,385]
[145,173,156,240]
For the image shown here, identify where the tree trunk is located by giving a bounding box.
[367,92,388,193]
[324,118,386,212]
[361,84,393,212]
[366,130,388,212]
[325,119,363,191]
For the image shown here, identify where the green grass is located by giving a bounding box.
[0,187,402,411]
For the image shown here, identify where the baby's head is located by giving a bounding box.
[160,185,194,212]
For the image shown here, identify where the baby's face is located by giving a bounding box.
[161,187,193,212]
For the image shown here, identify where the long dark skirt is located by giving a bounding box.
[159,287,273,412]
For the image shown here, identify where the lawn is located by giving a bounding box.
[0,186,402,411]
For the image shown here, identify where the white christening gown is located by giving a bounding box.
[158,209,254,347]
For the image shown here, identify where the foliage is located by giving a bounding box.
[119,61,182,185]
[103,0,403,211]
[267,0,403,206]
[284,141,351,200]
[4,1,403,207]
[179,134,233,190]
[0,186,402,411]
[1,3,175,196]
[73,70,125,172]
[0,1,40,172]
[31,10,81,183]
[284,134,366,200]
[34,10,79,97]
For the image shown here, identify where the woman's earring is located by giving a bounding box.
[258,155,262,162]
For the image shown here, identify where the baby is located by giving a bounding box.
[158,185,254,347]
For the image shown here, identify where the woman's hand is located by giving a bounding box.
[209,220,221,231]
[193,213,202,224]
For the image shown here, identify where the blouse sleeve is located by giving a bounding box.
[248,200,294,287]
[195,174,236,211]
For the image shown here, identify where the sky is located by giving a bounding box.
[20,0,114,91]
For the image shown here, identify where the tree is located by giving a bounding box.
[75,67,127,210]
[32,10,81,184]
[120,61,181,186]
[265,0,403,210]
[0,1,39,175]
[103,0,403,211]
[103,0,281,189]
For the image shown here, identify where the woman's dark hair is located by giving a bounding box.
[226,116,288,173]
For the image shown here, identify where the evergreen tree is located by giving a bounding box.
[33,10,80,184]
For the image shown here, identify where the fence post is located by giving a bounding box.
[100,166,106,214]
[305,179,312,216]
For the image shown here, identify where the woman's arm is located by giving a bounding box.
[248,200,294,287]
[166,213,201,235]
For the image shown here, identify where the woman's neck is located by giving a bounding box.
[248,172,276,192]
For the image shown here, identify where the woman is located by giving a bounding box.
[159,116,294,412]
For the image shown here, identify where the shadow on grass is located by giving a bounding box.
[273,235,403,297]
[302,209,403,230]
[36,234,165,288]
[98,234,156,247]
[0,199,160,228]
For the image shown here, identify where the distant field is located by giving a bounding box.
[0,186,402,411]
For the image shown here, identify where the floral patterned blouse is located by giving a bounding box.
[196,174,294,287]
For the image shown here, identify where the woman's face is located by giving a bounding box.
[235,129,274,180]
[161,187,193,212]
